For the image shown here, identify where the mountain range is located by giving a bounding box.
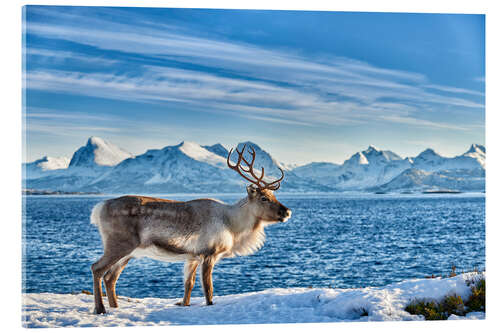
[23,137,485,194]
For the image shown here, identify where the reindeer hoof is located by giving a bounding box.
[206,301,214,306]
[94,307,106,314]
[175,301,190,306]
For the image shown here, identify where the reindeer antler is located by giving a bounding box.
[227,144,285,191]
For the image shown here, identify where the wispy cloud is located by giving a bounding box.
[27,123,121,136]
[235,114,315,127]
[24,107,117,122]
[25,64,481,132]
[25,7,484,133]
[378,115,469,131]
[423,84,485,97]
[25,48,118,66]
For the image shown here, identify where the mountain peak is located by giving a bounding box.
[413,149,443,166]
[202,143,229,158]
[178,141,226,168]
[70,137,132,168]
[28,155,70,171]
[344,146,402,167]
[466,143,485,155]
[344,152,369,166]
[87,136,104,146]
[231,141,289,172]
[418,148,441,157]
[178,141,200,149]
[236,141,262,151]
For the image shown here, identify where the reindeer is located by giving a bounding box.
[90,144,292,314]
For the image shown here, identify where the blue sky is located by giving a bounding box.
[23,6,485,165]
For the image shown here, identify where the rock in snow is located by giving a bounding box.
[23,137,485,193]
[22,272,484,328]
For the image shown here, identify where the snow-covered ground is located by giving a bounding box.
[22,272,484,328]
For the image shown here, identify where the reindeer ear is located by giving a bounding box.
[246,184,258,198]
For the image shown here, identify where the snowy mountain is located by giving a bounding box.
[293,162,341,182]
[81,141,236,193]
[25,137,133,191]
[80,141,330,193]
[292,144,485,192]
[465,143,485,159]
[368,144,485,193]
[202,143,229,158]
[294,146,412,190]
[370,168,485,193]
[231,141,291,174]
[68,136,132,168]
[228,142,330,192]
[23,156,70,180]
[335,145,412,189]
[412,148,445,170]
[412,144,485,173]
[23,137,485,194]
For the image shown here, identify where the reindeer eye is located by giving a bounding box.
[261,197,269,202]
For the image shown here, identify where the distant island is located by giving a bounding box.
[422,189,462,194]
[23,189,102,196]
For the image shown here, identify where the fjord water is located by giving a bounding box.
[22,193,485,299]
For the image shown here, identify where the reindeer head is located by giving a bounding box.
[227,145,292,223]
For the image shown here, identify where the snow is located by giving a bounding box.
[345,152,369,166]
[202,143,229,158]
[88,136,133,166]
[413,146,484,172]
[179,141,227,168]
[448,312,485,320]
[235,141,292,172]
[465,144,485,155]
[69,136,133,168]
[144,173,172,185]
[36,156,70,170]
[22,156,71,180]
[293,162,341,179]
[327,146,410,189]
[22,272,484,328]
[463,144,486,168]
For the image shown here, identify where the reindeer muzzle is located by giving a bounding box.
[278,208,292,222]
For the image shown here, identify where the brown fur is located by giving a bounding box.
[202,256,216,305]
[180,259,199,306]
[103,257,130,308]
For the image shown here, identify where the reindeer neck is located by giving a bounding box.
[225,197,259,233]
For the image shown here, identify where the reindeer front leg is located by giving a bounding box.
[201,255,216,305]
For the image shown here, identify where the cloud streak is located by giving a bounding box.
[24,7,484,133]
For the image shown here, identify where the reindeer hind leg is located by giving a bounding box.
[103,257,131,308]
[91,237,138,314]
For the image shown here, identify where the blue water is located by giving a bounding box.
[22,193,485,300]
